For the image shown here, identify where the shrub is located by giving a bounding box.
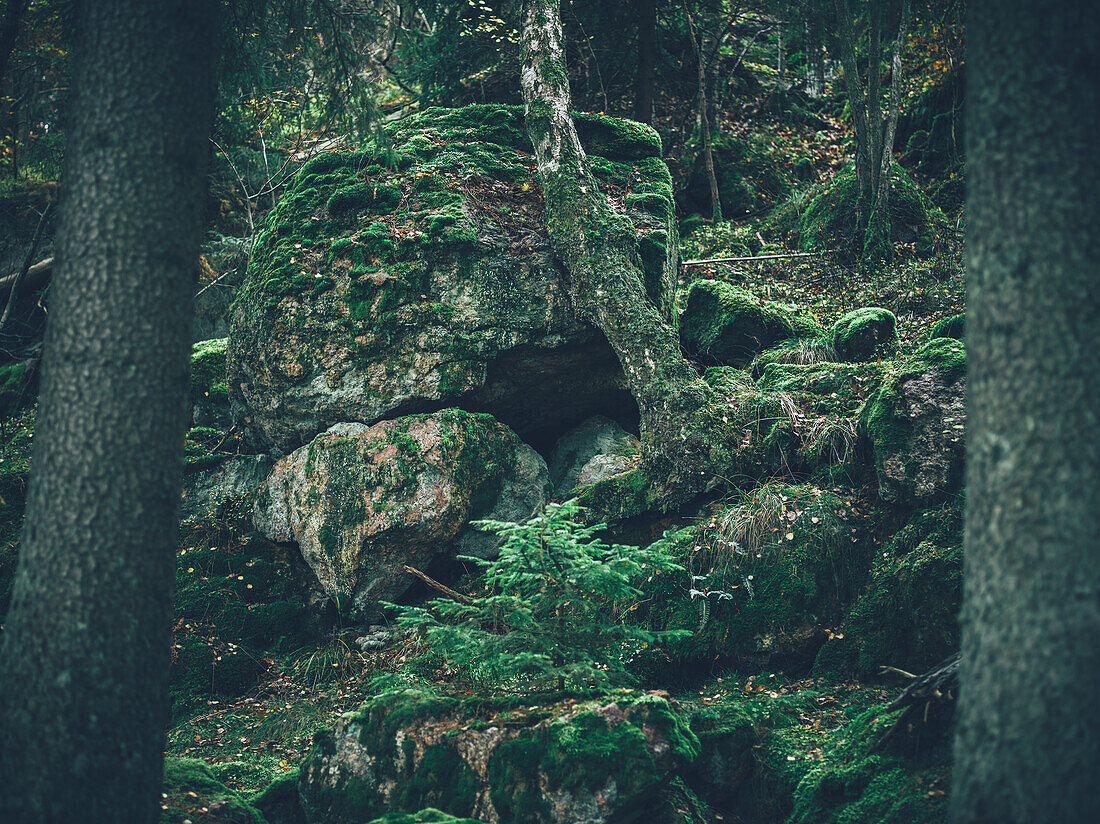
[394,502,688,693]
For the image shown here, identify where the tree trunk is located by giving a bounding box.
[686,4,722,222]
[804,2,825,98]
[520,0,727,506]
[0,0,28,92]
[831,0,873,228]
[633,0,658,124]
[952,2,1100,821]
[0,1,217,821]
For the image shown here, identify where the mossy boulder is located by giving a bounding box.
[367,812,488,824]
[859,339,966,505]
[252,410,550,617]
[928,313,964,341]
[251,770,307,824]
[161,757,267,824]
[830,308,899,363]
[767,162,946,262]
[679,279,823,366]
[816,502,962,677]
[298,688,699,824]
[229,104,677,453]
[192,337,231,428]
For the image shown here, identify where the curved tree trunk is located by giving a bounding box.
[952,1,1100,821]
[0,1,217,821]
[520,0,727,506]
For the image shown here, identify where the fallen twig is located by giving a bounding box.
[403,564,474,605]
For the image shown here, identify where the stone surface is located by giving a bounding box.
[180,454,275,528]
[191,338,231,429]
[228,105,676,453]
[298,688,698,824]
[252,410,549,616]
[860,339,966,504]
[547,415,639,497]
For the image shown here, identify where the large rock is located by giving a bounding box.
[191,338,231,429]
[298,688,699,824]
[180,454,275,528]
[229,105,677,453]
[860,338,966,504]
[252,410,549,616]
[547,415,639,497]
[679,279,822,366]
[830,307,899,363]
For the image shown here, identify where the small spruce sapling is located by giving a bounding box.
[394,502,688,693]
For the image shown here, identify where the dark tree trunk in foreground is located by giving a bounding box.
[633,0,657,124]
[0,1,217,821]
[0,0,28,92]
[952,2,1100,821]
[520,0,727,505]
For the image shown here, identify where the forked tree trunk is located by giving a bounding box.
[520,0,727,506]
[686,4,722,221]
[0,1,217,821]
[831,0,910,259]
[952,1,1100,821]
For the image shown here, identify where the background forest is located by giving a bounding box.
[0,1,1091,823]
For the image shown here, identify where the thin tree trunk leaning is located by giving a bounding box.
[685,4,722,221]
[871,0,909,223]
[0,1,218,822]
[520,0,729,507]
[0,203,51,330]
[952,1,1100,821]
[633,0,658,124]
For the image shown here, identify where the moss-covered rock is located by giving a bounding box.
[252,410,550,617]
[298,689,698,824]
[639,482,870,670]
[229,104,675,453]
[192,337,231,429]
[367,812,488,824]
[547,415,639,498]
[181,454,274,528]
[830,308,899,363]
[251,770,307,824]
[161,757,268,824]
[767,162,946,262]
[928,313,964,341]
[679,279,823,367]
[0,359,38,421]
[815,501,962,677]
[859,339,966,505]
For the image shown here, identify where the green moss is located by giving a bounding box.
[816,501,962,677]
[250,770,306,824]
[786,708,948,824]
[367,811,488,824]
[573,112,663,159]
[0,360,37,420]
[327,183,402,216]
[767,162,947,263]
[831,308,900,363]
[390,744,478,817]
[928,313,965,341]
[680,279,822,366]
[161,757,267,824]
[573,466,655,522]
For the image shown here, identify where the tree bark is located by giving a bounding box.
[0,1,217,822]
[633,0,658,124]
[952,1,1100,821]
[520,0,727,506]
[831,0,873,227]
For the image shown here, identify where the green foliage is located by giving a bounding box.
[394,502,687,693]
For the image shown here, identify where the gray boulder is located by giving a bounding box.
[252,410,549,616]
[547,415,639,497]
